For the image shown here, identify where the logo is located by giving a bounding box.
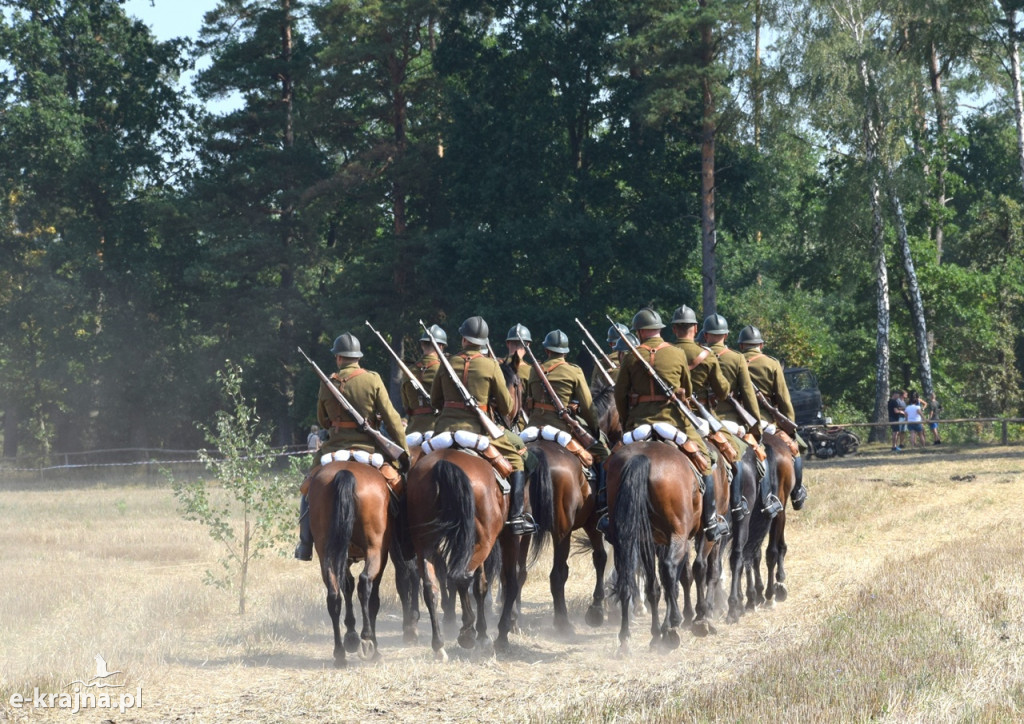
[8,655,143,715]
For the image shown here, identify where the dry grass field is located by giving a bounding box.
[2,443,1023,723]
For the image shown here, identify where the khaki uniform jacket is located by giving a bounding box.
[527,357,601,434]
[675,338,730,406]
[430,347,526,471]
[711,343,761,428]
[589,356,620,390]
[317,362,410,456]
[744,349,796,422]
[401,352,440,435]
[614,336,692,432]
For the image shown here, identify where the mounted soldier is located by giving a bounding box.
[525,329,612,510]
[503,324,533,385]
[400,324,446,435]
[613,308,730,542]
[431,316,537,535]
[702,314,783,518]
[671,306,754,520]
[738,324,807,509]
[294,332,410,561]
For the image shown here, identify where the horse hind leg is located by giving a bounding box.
[550,536,574,635]
[342,569,360,653]
[326,587,345,668]
[419,557,448,662]
[584,526,608,627]
[357,551,386,662]
[658,540,686,651]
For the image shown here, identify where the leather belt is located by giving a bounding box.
[410,407,433,415]
[636,394,669,404]
[331,420,358,429]
[532,402,559,412]
[444,401,489,412]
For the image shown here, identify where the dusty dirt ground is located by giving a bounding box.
[2,443,1022,722]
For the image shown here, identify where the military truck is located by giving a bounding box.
[782,366,825,427]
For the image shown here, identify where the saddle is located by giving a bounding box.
[408,430,514,486]
[301,448,402,496]
[623,422,711,475]
[519,425,594,468]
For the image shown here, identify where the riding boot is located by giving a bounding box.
[294,494,313,561]
[507,470,537,535]
[594,464,612,537]
[730,461,748,520]
[759,467,783,519]
[790,454,807,510]
[702,473,730,542]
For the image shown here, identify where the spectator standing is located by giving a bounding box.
[929,392,942,445]
[905,392,927,448]
[887,390,906,452]
[307,425,322,452]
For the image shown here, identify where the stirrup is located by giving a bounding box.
[790,486,807,510]
[762,494,784,518]
[294,542,313,561]
[731,497,749,520]
[509,512,537,536]
[704,515,730,542]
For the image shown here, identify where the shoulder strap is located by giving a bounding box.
[746,353,765,364]
[638,342,670,397]
[688,347,711,371]
[459,352,484,385]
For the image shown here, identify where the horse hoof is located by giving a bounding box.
[585,604,605,627]
[615,642,631,659]
[457,628,477,649]
[692,619,711,637]
[662,628,681,650]
[478,635,495,657]
[648,636,661,652]
[775,583,788,602]
[727,609,741,625]
[554,620,576,638]
[403,628,419,645]
[360,639,377,660]
[434,648,448,663]
[333,656,347,669]
[344,631,360,653]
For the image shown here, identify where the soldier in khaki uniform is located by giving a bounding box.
[671,306,753,520]
[431,316,536,535]
[614,308,729,542]
[503,324,533,385]
[401,324,446,435]
[738,325,807,509]
[527,330,612,502]
[703,314,783,518]
[295,332,411,561]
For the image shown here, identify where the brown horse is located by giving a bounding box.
[592,382,622,449]
[684,456,731,626]
[606,440,707,656]
[524,439,608,633]
[306,461,396,667]
[405,448,522,660]
[725,444,759,623]
[743,432,796,609]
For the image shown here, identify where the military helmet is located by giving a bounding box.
[702,313,729,336]
[614,332,639,352]
[458,316,489,345]
[631,308,665,331]
[330,332,363,358]
[607,322,628,345]
[419,324,447,347]
[506,323,532,343]
[738,325,764,346]
[542,329,570,354]
[671,305,698,326]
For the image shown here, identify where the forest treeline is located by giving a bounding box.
[2,0,1022,458]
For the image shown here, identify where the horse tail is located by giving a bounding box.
[326,469,357,571]
[612,454,655,604]
[433,459,477,584]
[527,446,554,563]
[745,445,776,558]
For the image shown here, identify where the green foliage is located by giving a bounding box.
[172,362,294,614]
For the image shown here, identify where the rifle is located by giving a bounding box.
[364,321,430,406]
[485,339,526,428]
[581,339,615,388]
[755,389,798,437]
[517,333,596,448]
[727,393,761,432]
[297,347,406,463]
[690,394,738,464]
[604,315,711,442]
[419,320,505,439]
[574,318,616,371]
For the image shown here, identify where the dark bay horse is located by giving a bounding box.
[525,439,608,633]
[592,382,622,449]
[725,444,759,623]
[306,461,396,667]
[743,432,795,610]
[405,448,522,660]
[606,440,707,655]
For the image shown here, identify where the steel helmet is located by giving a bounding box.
[738,325,764,346]
[542,329,570,354]
[702,313,729,336]
[506,323,532,343]
[458,316,489,346]
[631,308,665,331]
[606,322,628,345]
[419,324,448,347]
[671,305,698,326]
[614,332,639,352]
[330,332,363,358]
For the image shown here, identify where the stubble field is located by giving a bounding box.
[1,443,1023,723]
